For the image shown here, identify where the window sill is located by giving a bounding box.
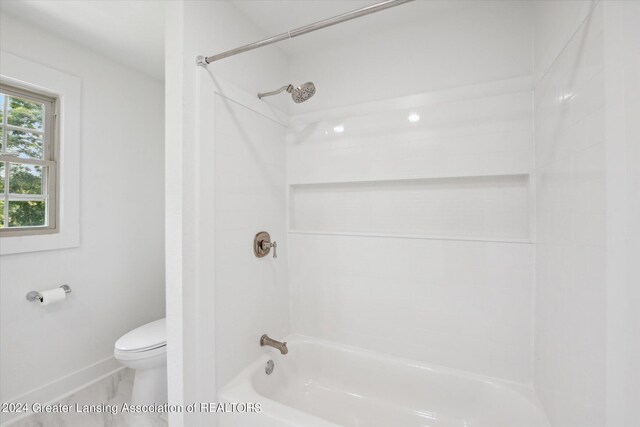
[0,228,79,254]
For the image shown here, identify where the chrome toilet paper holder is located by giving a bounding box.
[26,285,72,302]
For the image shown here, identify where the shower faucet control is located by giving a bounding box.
[254,231,277,258]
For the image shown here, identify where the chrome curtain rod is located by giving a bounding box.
[196,0,415,66]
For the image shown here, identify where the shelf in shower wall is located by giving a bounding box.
[288,173,533,243]
[287,230,534,244]
[287,171,533,187]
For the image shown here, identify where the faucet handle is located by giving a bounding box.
[260,239,277,258]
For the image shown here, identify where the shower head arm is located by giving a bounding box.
[258,85,293,99]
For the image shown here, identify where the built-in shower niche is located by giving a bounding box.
[289,174,531,242]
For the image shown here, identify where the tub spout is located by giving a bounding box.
[260,334,288,355]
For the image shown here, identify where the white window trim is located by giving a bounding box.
[0,51,80,254]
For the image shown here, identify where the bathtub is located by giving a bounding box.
[218,335,548,427]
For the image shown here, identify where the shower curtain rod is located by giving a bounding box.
[196,0,415,66]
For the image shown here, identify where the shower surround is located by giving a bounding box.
[287,77,535,383]
[166,1,639,425]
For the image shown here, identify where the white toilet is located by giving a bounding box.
[114,318,167,407]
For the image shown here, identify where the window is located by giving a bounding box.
[0,84,57,236]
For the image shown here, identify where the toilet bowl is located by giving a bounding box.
[114,318,167,407]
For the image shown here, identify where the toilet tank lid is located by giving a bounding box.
[115,318,166,352]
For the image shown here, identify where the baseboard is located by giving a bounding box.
[0,356,123,426]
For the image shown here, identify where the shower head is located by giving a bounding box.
[258,82,316,103]
[290,82,316,103]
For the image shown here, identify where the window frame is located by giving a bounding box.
[0,51,80,255]
[0,83,59,236]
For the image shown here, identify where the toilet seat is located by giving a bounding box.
[114,343,166,361]
[115,318,166,353]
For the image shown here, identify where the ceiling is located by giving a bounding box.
[0,0,165,80]
[231,0,465,56]
[0,0,465,80]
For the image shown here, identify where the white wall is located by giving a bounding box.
[213,93,289,389]
[533,3,606,424]
[0,12,165,424]
[604,3,640,425]
[533,0,598,84]
[164,2,289,425]
[534,2,640,424]
[287,77,535,383]
[289,1,533,113]
[286,2,536,383]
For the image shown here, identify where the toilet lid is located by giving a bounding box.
[115,318,166,352]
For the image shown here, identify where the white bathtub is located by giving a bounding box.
[218,335,549,427]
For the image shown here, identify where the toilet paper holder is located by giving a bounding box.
[26,285,72,302]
